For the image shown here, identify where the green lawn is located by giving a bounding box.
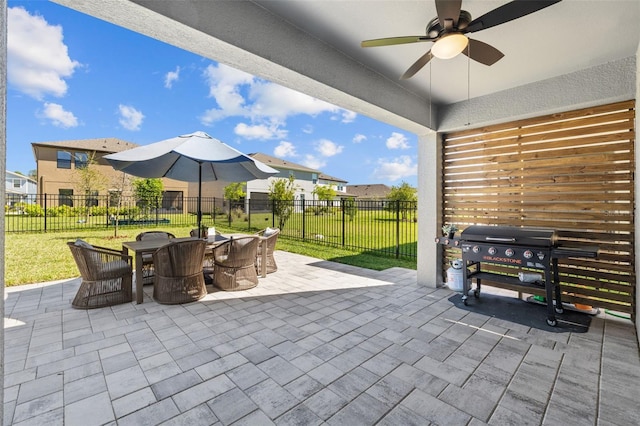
[5,225,417,286]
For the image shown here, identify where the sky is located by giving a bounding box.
[6,1,418,187]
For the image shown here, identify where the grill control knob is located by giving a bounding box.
[488,247,497,255]
[505,248,514,257]
[524,250,533,259]
[472,245,480,253]
[537,252,545,260]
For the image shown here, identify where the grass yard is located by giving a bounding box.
[5,224,417,286]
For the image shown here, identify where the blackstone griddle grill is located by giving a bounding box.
[436,225,599,326]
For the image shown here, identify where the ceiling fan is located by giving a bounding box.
[361,0,562,79]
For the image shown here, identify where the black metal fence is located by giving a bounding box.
[6,194,417,259]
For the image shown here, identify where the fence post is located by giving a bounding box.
[341,198,345,247]
[272,199,276,228]
[247,198,251,231]
[301,198,305,240]
[44,194,48,233]
[395,201,400,258]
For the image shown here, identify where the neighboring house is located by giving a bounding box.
[191,152,350,210]
[5,171,37,207]
[346,184,391,200]
[31,138,189,209]
[318,173,347,194]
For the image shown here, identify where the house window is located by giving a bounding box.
[57,151,72,169]
[312,173,318,184]
[59,189,73,207]
[13,179,21,188]
[75,152,89,169]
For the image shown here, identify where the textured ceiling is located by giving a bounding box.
[253,0,640,106]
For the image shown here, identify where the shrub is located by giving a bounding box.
[24,204,44,217]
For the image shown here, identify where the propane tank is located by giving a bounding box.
[446,259,465,292]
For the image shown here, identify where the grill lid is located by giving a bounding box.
[461,225,557,247]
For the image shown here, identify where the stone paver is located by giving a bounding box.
[4,250,640,425]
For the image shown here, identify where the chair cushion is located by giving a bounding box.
[263,227,277,237]
[75,239,94,249]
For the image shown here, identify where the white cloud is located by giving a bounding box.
[200,63,353,140]
[234,121,287,140]
[164,66,180,88]
[7,7,81,100]
[302,124,313,134]
[274,141,297,158]
[301,154,326,170]
[200,64,254,124]
[248,81,340,119]
[315,139,343,157]
[373,156,417,181]
[341,110,357,123]
[39,102,78,128]
[386,132,411,150]
[118,104,144,131]
[353,134,367,143]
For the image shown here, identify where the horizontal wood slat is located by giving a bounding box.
[441,100,636,320]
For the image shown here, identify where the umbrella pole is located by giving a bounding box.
[198,162,202,238]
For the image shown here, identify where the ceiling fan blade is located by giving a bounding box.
[463,39,504,66]
[401,50,434,80]
[435,0,462,28]
[361,36,432,48]
[465,0,562,33]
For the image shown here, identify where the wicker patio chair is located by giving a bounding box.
[152,239,208,304]
[255,228,280,274]
[135,231,175,285]
[67,240,133,309]
[212,236,260,291]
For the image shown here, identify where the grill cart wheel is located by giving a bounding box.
[555,306,564,314]
[546,318,557,327]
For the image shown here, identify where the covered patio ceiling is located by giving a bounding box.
[52,0,640,133]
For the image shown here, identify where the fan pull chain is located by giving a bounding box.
[466,42,471,126]
[429,61,432,128]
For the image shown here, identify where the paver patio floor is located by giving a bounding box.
[4,251,640,425]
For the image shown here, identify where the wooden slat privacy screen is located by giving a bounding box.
[441,100,636,318]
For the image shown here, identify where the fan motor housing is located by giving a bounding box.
[426,10,471,37]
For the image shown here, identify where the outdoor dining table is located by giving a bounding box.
[122,233,267,304]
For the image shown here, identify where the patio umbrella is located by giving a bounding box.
[104,131,279,235]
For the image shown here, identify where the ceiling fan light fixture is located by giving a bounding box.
[431,33,469,59]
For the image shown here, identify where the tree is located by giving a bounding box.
[224,182,246,208]
[132,178,163,218]
[28,169,37,180]
[72,152,108,222]
[268,175,297,230]
[312,184,336,202]
[386,181,417,221]
[312,184,337,214]
[109,172,134,237]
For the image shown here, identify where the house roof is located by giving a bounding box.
[249,153,319,174]
[318,173,347,184]
[31,138,138,154]
[346,184,391,198]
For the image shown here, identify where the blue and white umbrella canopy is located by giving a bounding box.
[104,131,278,182]
[104,131,279,232]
